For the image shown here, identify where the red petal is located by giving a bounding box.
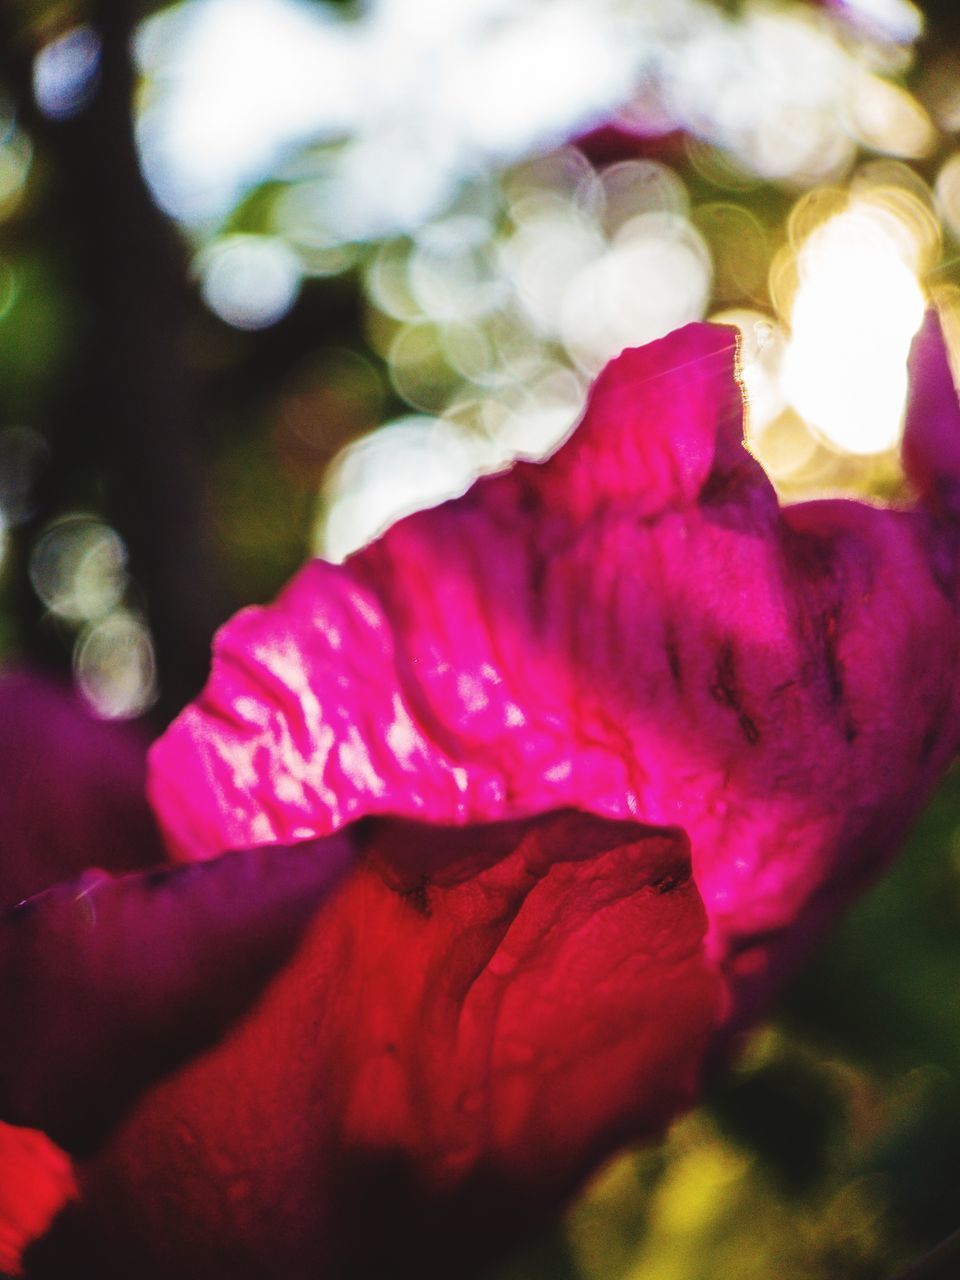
[0,1123,75,1277]
[53,812,718,1278]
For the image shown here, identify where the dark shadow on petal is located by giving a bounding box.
[0,671,166,913]
[0,835,355,1158]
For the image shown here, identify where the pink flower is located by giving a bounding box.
[2,316,958,1277]
[154,315,960,1013]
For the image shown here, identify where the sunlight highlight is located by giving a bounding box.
[782,196,926,456]
[315,416,493,563]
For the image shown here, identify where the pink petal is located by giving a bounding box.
[46,812,718,1279]
[0,835,353,1158]
[903,309,960,520]
[150,319,960,1012]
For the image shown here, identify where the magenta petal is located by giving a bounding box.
[0,836,353,1157]
[903,310,960,519]
[532,322,774,519]
[0,672,164,911]
[151,320,960,1012]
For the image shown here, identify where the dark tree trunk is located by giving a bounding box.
[0,2,226,723]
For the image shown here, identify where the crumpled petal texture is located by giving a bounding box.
[152,319,960,1008]
[37,812,718,1280]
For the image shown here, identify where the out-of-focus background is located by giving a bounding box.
[1,0,959,1275]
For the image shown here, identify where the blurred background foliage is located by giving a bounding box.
[0,0,959,1275]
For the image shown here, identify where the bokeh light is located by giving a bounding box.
[135,0,917,237]
[499,197,604,337]
[487,363,588,460]
[315,415,494,563]
[29,517,128,624]
[832,0,923,43]
[561,213,712,373]
[347,116,949,547]
[781,189,927,455]
[197,233,302,329]
[74,608,158,720]
[135,0,357,224]
[848,75,934,159]
[33,26,102,121]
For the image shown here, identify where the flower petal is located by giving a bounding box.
[0,836,353,1158]
[0,1124,75,1277]
[0,671,164,912]
[0,672,160,1274]
[903,309,960,519]
[150,320,960,1009]
[35,811,718,1279]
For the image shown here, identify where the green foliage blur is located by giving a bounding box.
[0,0,959,1276]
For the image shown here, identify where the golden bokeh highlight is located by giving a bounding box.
[849,77,935,160]
[761,169,940,469]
